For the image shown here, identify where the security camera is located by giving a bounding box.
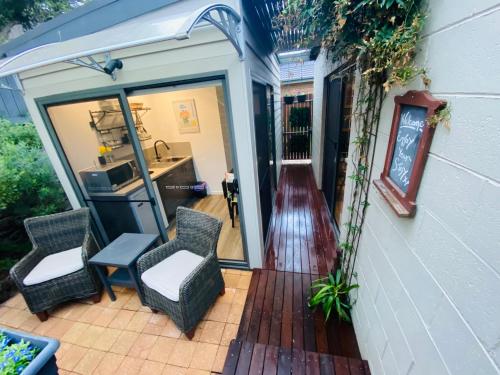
[103,59,123,75]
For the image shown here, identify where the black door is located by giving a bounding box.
[266,85,278,193]
[253,82,273,243]
[322,77,344,216]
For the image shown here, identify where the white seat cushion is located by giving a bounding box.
[23,247,84,286]
[141,250,204,302]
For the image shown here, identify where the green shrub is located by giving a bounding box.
[0,119,68,229]
[289,107,311,128]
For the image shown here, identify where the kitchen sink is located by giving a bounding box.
[150,156,186,168]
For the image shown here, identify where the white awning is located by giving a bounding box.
[0,3,242,79]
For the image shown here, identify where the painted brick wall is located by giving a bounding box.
[312,1,500,374]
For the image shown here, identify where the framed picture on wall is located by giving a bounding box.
[172,99,200,134]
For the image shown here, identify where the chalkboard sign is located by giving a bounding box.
[388,105,427,193]
[374,91,446,217]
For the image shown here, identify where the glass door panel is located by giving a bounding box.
[46,97,164,244]
[126,80,246,262]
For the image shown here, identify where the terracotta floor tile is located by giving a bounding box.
[149,312,170,326]
[127,333,158,359]
[0,307,32,328]
[233,289,247,306]
[32,317,59,336]
[73,348,105,374]
[93,307,119,327]
[51,303,76,319]
[101,291,132,310]
[110,330,139,355]
[223,274,239,288]
[227,304,244,324]
[64,304,90,321]
[92,327,121,351]
[56,344,88,371]
[117,356,145,375]
[61,322,90,344]
[93,352,124,375]
[45,318,74,339]
[161,319,182,338]
[4,294,26,309]
[224,268,241,275]
[217,288,235,305]
[207,303,230,323]
[212,345,228,373]
[220,323,238,346]
[108,309,135,329]
[140,360,166,374]
[123,294,142,311]
[77,325,104,348]
[162,365,187,375]
[185,369,210,375]
[19,314,42,332]
[148,336,177,363]
[126,311,151,332]
[199,321,224,344]
[77,305,104,324]
[237,274,251,289]
[167,340,196,367]
[189,342,218,371]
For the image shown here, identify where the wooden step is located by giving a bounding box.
[237,269,361,358]
[222,339,370,375]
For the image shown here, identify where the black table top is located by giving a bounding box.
[89,233,160,267]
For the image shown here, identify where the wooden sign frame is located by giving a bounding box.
[374,90,446,217]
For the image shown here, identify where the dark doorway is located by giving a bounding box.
[253,81,274,243]
[322,71,354,228]
[266,85,278,193]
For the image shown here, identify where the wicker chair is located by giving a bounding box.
[10,208,102,321]
[137,207,224,339]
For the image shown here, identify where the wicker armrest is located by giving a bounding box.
[179,254,220,305]
[81,232,98,264]
[9,248,43,288]
[137,240,180,276]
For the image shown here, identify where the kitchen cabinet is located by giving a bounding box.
[155,159,197,220]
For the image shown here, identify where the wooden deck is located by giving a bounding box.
[237,269,361,358]
[223,340,370,375]
[265,165,338,275]
[223,164,367,374]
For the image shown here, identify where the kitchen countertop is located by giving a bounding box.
[88,155,193,198]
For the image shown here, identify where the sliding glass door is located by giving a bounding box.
[44,95,167,245]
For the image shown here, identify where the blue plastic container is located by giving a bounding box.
[1,328,59,375]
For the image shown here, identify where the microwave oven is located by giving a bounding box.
[79,160,139,193]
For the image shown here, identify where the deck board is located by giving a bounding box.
[265,165,338,274]
[237,269,361,358]
[223,340,370,375]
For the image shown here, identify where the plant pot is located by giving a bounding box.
[297,94,307,103]
[1,328,59,375]
[284,96,295,105]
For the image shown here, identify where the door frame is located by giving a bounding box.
[321,65,355,236]
[35,71,250,267]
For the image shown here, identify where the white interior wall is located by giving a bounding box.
[131,85,229,194]
[312,1,500,374]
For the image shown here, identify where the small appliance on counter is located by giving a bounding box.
[79,159,139,193]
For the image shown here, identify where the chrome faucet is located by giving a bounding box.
[154,140,170,161]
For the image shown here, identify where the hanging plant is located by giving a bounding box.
[279,0,434,320]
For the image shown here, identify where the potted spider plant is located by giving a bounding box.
[308,269,359,322]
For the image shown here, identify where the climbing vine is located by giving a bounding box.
[279,0,429,288]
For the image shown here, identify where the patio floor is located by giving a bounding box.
[0,268,251,375]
